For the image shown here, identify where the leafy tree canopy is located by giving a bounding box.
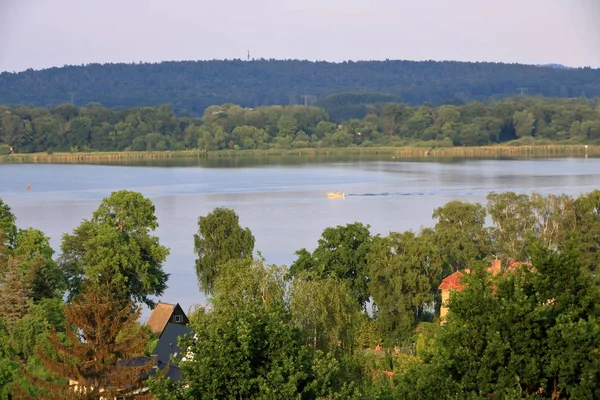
[193,207,255,295]
[59,190,170,307]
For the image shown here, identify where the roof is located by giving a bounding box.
[147,301,176,336]
[438,260,532,292]
[508,260,533,271]
[438,270,466,291]
[117,356,181,382]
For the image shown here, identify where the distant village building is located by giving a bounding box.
[438,260,531,323]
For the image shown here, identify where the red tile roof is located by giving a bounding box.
[508,260,532,271]
[439,260,532,293]
[438,271,466,291]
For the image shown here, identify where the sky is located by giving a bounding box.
[0,0,599,72]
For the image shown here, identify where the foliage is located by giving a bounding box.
[367,232,441,343]
[0,257,32,330]
[289,222,372,309]
[2,188,600,398]
[13,228,64,301]
[0,318,18,400]
[289,277,361,354]
[59,190,170,306]
[153,258,315,400]
[0,198,17,251]
[193,207,255,295]
[1,60,600,116]
[1,96,600,153]
[416,243,600,398]
[432,200,490,272]
[15,283,155,399]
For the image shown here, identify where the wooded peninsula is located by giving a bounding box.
[1,189,599,399]
[1,96,599,158]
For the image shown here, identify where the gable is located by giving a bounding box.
[169,304,189,326]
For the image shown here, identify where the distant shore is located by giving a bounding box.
[0,145,598,164]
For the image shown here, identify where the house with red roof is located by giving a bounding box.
[438,259,531,323]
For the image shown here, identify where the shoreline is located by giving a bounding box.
[0,145,597,164]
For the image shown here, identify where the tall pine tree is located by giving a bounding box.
[15,283,160,399]
[0,257,31,330]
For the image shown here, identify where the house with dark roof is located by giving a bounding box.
[66,301,192,398]
[147,301,189,337]
[146,301,193,366]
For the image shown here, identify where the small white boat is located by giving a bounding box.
[326,191,345,199]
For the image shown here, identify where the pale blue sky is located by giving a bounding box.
[0,0,598,72]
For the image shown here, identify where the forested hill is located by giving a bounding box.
[1,59,599,115]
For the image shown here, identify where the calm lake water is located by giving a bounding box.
[1,156,599,319]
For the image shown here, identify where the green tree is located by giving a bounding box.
[0,257,31,330]
[367,232,439,342]
[289,223,373,309]
[487,192,538,261]
[15,283,155,400]
[0,319,17,400]
[513,110,536,137]
[0,198,17,251]
[419,242,600,398]
[193,207,255,295]
[13,228,64,301]
[153,258,314,400]
[59,190,170,306]
[380,103,404,136]
[530,193,576,251]
[277,115,298,138]
[573,189,600,275]
[432,200,490,272]
[289,276,361,354]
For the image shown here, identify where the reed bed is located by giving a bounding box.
[1,145,597,165]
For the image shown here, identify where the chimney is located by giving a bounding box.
[151,354,158,369]
[489,259,501,276]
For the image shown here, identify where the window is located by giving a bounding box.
[174,314,182,323]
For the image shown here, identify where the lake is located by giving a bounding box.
[1,156,599,319]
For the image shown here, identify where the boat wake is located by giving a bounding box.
[346,190,479,197]
[346,192,428,197]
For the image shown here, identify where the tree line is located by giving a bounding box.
[0,189,599,398]
[1,59,599,115]
[1,96,600,155]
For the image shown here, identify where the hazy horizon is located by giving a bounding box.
[1,0,599,73]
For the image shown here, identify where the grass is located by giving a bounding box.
[0,144,598,165]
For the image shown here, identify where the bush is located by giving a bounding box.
[0,145,10,155]
[46,148,54,155]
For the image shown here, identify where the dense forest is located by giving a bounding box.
[1,60,599,115]
[1,96,599,155]
[1,189,599,398]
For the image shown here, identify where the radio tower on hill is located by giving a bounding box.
[247,50,250,61]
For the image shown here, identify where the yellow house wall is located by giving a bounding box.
[440,289,450,323]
